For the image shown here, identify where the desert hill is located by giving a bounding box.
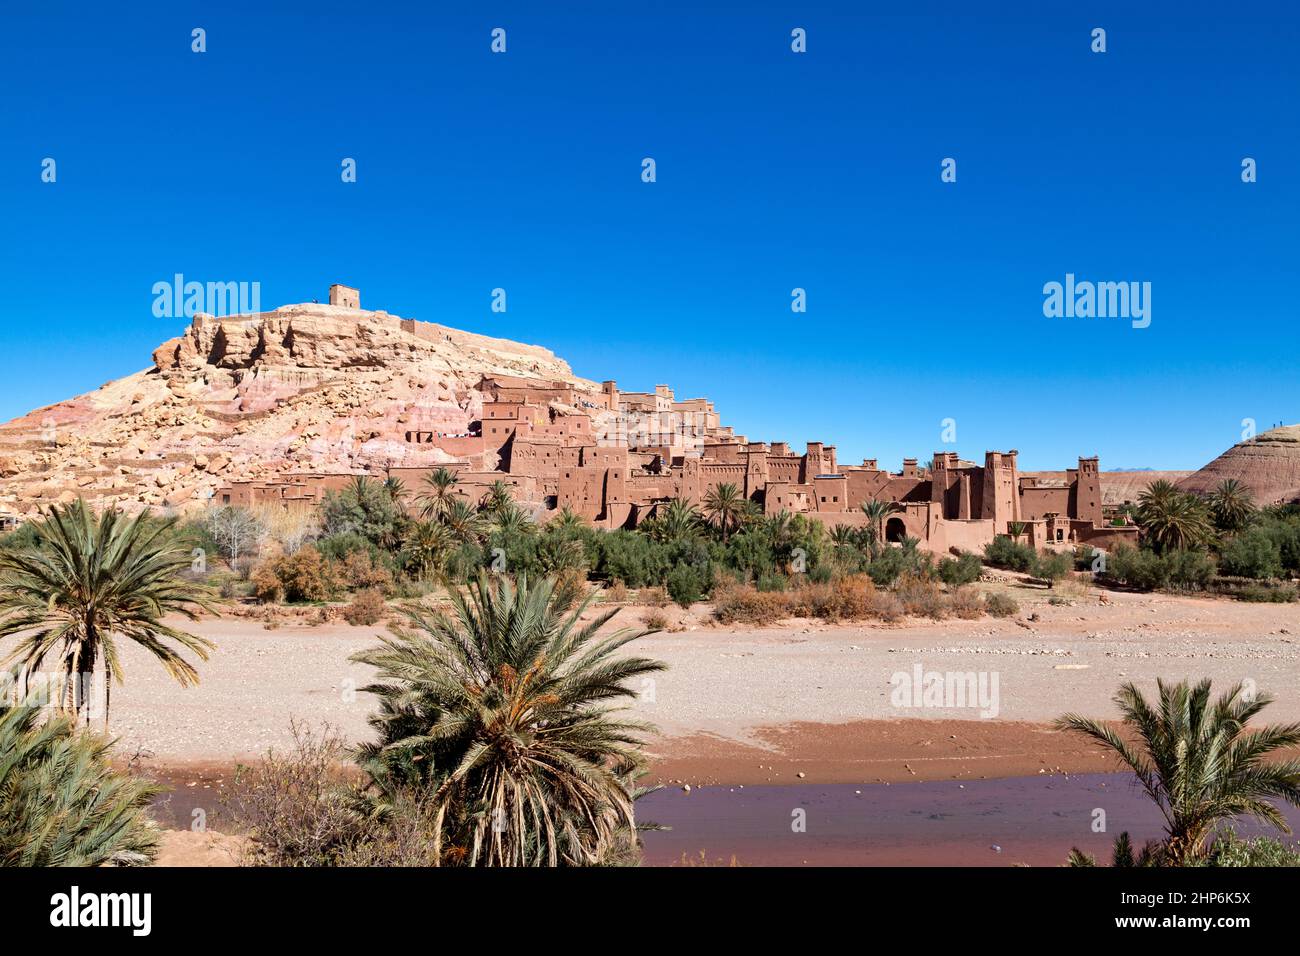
[1178,425,1300,505]
[0,298,592,517]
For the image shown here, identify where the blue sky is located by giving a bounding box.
[2,1,1296,470]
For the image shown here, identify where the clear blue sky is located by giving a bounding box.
[2,1,1296,471]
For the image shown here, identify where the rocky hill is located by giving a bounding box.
[1178,425,1300,505]
[0,300,593,517]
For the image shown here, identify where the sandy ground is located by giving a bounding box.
[90,574,1299,791]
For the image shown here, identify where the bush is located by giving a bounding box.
[1166,549,1215,590]
[1219,528,1284,580]
[252,545,334,603]
[343,588,387,626]
[334,550,393,594]
[983,535,1036,572]
[948,586,984,619]
[937,551,983,586]
[713,585,791,625]
[638,586,669,608]
[866,546,927,587]
[643,609,670,631]
[1032,550,1073,588]
[984,592,1019,617]
[225,722,367,867]
[666,561,709,608]
[790,575,882,622]
[895,572,947,618]
[1103,545,1170,591]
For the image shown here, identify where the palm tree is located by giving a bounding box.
[860,498,899,545]
[492,501,535,538]
[479,480,514,517]
[1056,679,1300,865]
[1208,479,1255,533]
[350,573,665,866]
[0,701,161,865]
[441,498,488,546]
[404,520,454,580]
[0,501,215,729]
[642,498,701,543]
[382,476,408,506]
[703,483,745,541]
[549,507,587,534]
[1137,481,1214,552]
[1007,520,1027,543]
[418,467,460,520]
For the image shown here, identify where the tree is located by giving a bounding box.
[703,483,745,541]
[0,501,215,729]
[1056,679,1300,865]
[205,504,265,563]
[403,520,454,580]
[860,499,900,546]
[0,702,161,866]
[479,480,514,517]
[1208,479,1255,533]
[1137,480,1214,553]
[418,467,460,521]
[641,498,701,543]
[441,498,488,546]
[350,573,665,866]
[1007,521,1027,544]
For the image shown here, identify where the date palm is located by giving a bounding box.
[441,498,489,546]
[859,499,899,545]
[1137,481,1213,552]
[643,498,701,543]
[0,701,161,866]
[0,501,215,729]
[418,467,460,520]
[703,483,745,541]
[1208,479,1255,533]
[350,573,665,866]
[405,520,454,580]
[1056,678,1300,865]
[479,480,514,517]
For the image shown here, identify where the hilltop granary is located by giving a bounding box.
[214,287,1137,554]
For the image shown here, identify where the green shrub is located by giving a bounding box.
[1103,545,1170,591]
[983,535,1036,572]
[1218,528,1284,580]
[937,551,982,586]
[666,561,708,607]
[1166,549,1215,590]
[1032,550,1073,588]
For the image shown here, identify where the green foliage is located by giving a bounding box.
[666,561,709,607]
[1057,678,1300,865]
[1103,545,1214,592]
[1207,479,1256,534]
[0,501,215,728]
[1032,549,1073,588]
[321,476,409,551]
[983,535,1036,572]
[1219,527,1285,580]
[350,574,664,866]
[937,551,982,586]
[0,702,161,866]
[1136,480,1214,553]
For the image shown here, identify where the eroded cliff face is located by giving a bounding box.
[0,302,592,516]
[1178,425,1300,505]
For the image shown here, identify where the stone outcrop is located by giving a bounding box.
[0,301,593,516]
